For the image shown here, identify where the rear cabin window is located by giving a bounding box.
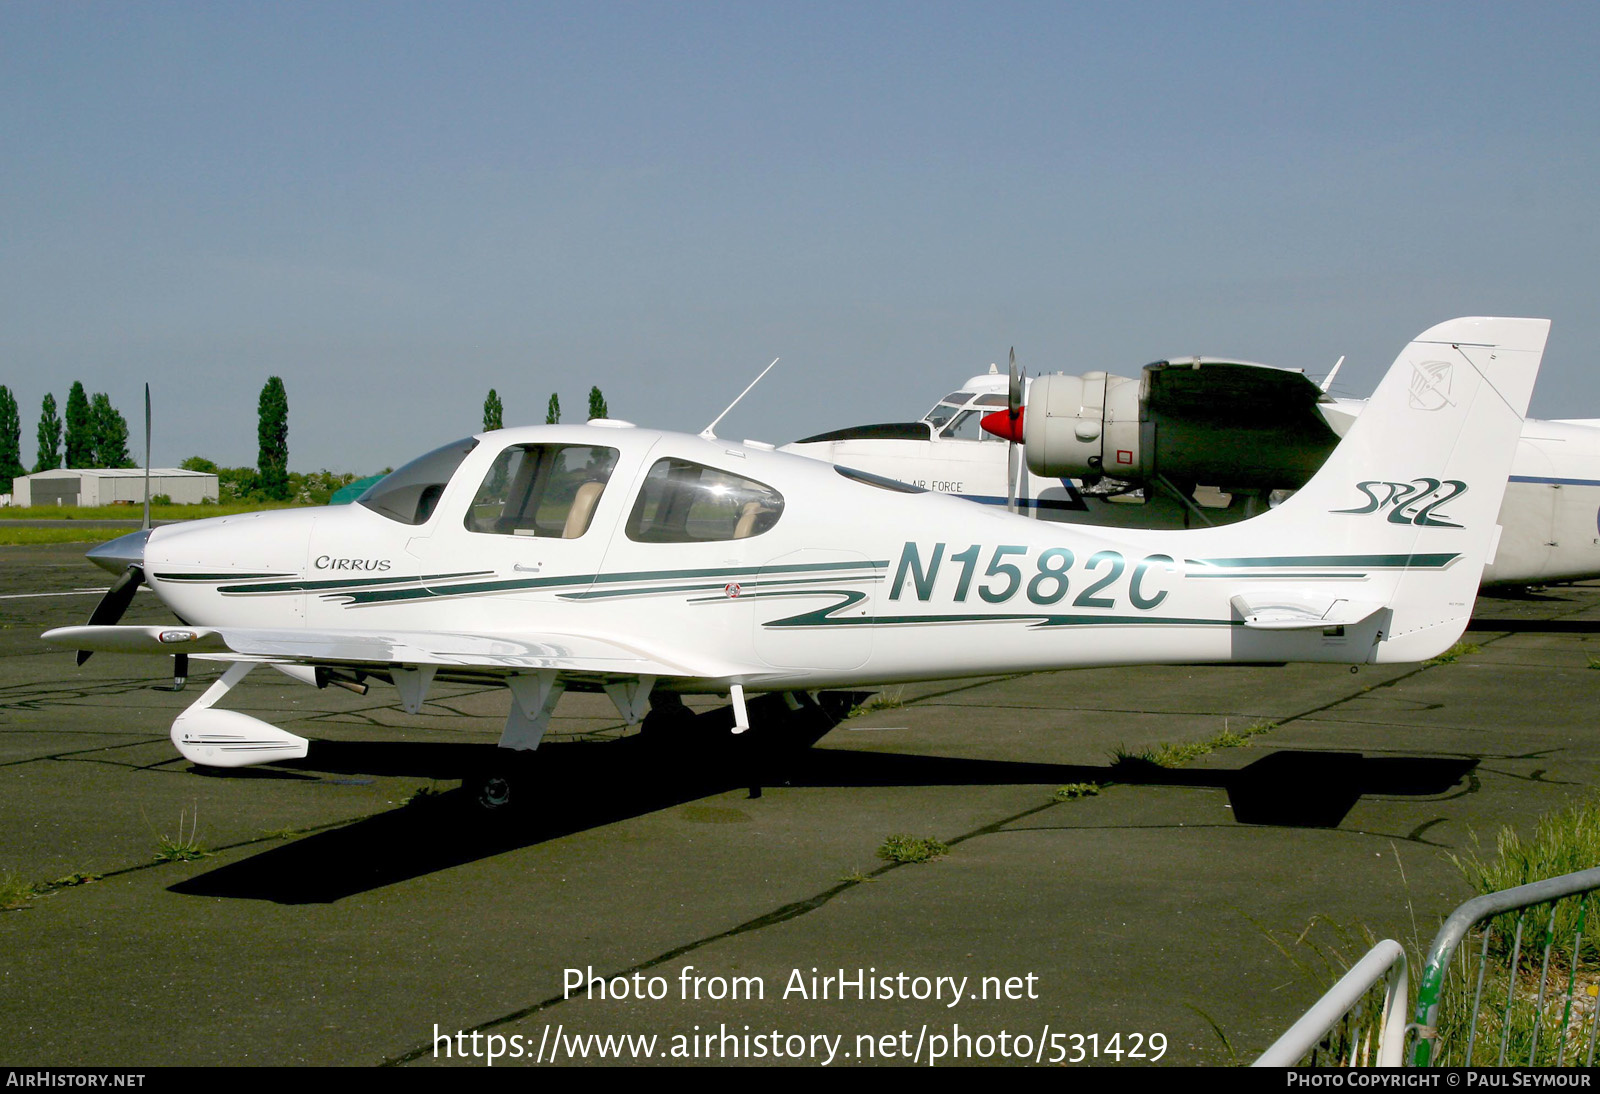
[625,459,784,543]
[358,437,478,525]
[465,444,620,538]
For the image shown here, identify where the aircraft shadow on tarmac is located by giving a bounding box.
[168,727,1477,905]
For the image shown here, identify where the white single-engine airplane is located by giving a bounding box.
[46,318,1548,808]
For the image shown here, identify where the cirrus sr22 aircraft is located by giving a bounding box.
[47,317,1548,808]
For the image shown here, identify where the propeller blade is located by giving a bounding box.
[1005,348,1025,513]
[142,382,152,532]
[1006,440,1020,514]
[77,565,144,666]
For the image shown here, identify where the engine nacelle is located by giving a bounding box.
[1022,371,1143,479]
[1022,360,1341,490]
[171,707,309,768]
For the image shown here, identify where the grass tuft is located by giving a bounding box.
[402,784,448,808]
[1427,641,1481,665]
[847,687,906,718]
[1052,782,1102,802]
[49,871,101,889]
[1452,799,1600,969]
[151,806,209,863]
[1111,718,1277,769]
[877,834,949,864]
[0,872,42,911]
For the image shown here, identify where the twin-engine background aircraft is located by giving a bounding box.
[45,317,1549,809]
[784,337,1600,587]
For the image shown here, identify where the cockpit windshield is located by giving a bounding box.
[926,392,1008,440]
[924,391,973,431]
[357,437,478,525]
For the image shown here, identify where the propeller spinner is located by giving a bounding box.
[76,517,152,664]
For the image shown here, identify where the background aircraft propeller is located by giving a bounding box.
[1005,348,1023,513]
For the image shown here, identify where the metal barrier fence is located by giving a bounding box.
[1253,865,1600,1067]
[1411,864,1600,1066]
[1253,939,1409,1066]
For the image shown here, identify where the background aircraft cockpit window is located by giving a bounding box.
[465,444,620,538]
[924,391,974,432]
[357,437,479,525]
[625,459,784,543]
[940,394,1010,441]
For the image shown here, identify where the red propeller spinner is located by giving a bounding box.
[980,407,1025,443]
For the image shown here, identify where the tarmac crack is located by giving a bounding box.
[379,794,1062,1067]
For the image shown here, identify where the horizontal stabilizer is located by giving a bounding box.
[1230,593,1384,630]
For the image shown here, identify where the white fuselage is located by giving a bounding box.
[135,417,1457,696]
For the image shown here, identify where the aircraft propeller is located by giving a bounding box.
[1005,348,1024,513]
[77,383,153,665]
[78,565,144,666]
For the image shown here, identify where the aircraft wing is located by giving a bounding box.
[42,624,752,681]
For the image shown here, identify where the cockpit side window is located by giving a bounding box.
[357,437,478,525]
[465,444,620,538]
[625,459,784,543]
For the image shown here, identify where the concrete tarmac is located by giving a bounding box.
[2,542,1598,1067]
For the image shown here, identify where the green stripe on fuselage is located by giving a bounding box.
[1185,553,1459,569]
[337,558,889,606]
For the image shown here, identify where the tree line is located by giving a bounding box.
[0,377,291,500]
[481,386,608,431]
[3,378,616,499]
[0,382,136,493]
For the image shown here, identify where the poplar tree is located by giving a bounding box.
[587,386,608,421]
[0,387,23,493]
[545,393,560,425]
[483,389,503,432]
[258,376,290,501]
[34,393,61,472]
[64,382,92,468]
[89,393,133,468]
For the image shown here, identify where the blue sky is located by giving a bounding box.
[3,2,1597,472]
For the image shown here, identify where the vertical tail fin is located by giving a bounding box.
[1213,317,1550,661]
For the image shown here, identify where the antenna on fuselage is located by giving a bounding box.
[1319,356,1345,395]
[701,357,780,440]
[142,383,151,532]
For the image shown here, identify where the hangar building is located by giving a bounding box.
[11,468,220,507]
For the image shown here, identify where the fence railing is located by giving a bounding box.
[1253,865,1600,1067]
[1252,939,1408,1066]
[1411,864,1600,1067]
